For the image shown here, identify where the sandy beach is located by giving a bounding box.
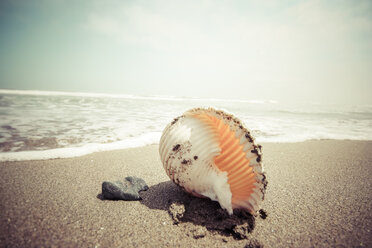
[0,140,371,247]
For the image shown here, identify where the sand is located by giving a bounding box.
[0,140,371,247]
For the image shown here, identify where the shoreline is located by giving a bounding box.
[1,140,371,247]
[1,138,371,163]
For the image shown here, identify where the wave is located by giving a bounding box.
[2,132,370,162]
[1,89,371,161]
[0,132,161,162]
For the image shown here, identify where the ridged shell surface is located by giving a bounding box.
[159,107,267,215]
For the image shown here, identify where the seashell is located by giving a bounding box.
[159,107,267,215]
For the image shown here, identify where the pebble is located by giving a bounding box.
[102,176,149,200]
[259,209,268,219]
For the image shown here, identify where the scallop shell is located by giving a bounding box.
[159,107,267,215]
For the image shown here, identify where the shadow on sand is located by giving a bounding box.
[138,181,256,239]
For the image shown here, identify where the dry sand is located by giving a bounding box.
[0,140,371,247]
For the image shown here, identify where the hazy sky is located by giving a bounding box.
[0,0,371,104]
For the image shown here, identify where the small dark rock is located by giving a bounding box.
[259,209,268,219]
[102,176,149,201]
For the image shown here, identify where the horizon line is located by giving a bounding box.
[0,88,279,104]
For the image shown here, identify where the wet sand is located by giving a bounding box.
[0,140,371,247]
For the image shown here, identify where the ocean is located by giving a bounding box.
[1,89,371,161]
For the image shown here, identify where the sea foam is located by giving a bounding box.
[0,132,161,161]
[1,89,371,161]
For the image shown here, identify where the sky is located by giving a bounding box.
[0,0,371,104]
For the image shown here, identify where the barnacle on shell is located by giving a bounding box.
[159,107,267,215]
